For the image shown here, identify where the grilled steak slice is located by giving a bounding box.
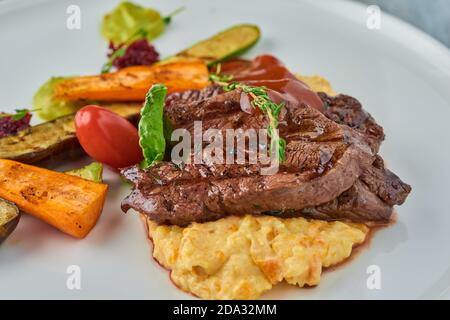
[165,85,223,109]
[298,156,411,223]
[295,180,393,223]
[122,146,370,226]
[360,155,411,206]
[122,95,377,226]
[122,154,410,225]
[165,88,384,150]
[122,86,410,226]
[320,93,385,153]
[165,86,240,128]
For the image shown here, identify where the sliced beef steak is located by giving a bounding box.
[121,144,373,226]
[360,155,411,207]
[123,88,379,226]
[165,86,239,128]
[319,93,385,153]
[123,153,410,225]
[298,156,411,223]
[122,86,410,226]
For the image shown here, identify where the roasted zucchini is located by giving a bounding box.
[0,198,20,244]
[66,162,103,183]
[169,24,261,66]
[0,103,141,164]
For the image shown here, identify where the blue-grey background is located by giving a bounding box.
[357,0,450,48]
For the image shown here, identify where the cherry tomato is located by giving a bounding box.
[75,105,143,169]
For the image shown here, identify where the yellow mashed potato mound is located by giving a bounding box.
[296,74,336,96]
[143,75,361,300]
[145,215,368,300]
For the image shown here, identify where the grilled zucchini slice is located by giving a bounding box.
[167,24,260,66]
[0,198,20,244]
[0,103,141,164]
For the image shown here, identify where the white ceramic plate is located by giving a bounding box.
[1,0,450,300]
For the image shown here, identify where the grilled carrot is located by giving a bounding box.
[54,60,209,102]
[0,159,108,238]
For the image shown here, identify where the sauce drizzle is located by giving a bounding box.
[220,54,324,112]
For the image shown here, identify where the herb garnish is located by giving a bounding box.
[139,84,168,168]
[162,7,186,25]
[209,70,286,162]
[101,29,148,73]
[0,108,39,121]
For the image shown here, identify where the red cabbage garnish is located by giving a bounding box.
[0,110,32,138]
[103,39,159,73]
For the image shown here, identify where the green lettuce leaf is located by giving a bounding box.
[139,84,168,168]
[101,1,165,45]
[65,162,104,183]
[33,77,85,121]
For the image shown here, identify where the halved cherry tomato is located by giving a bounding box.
[75,105,143,169]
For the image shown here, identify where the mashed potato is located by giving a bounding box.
[297,74,336,96]
[143,75,363,300]
[145,215,368,300]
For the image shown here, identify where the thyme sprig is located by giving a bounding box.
[163,7,186,24]
[209,69,286,162]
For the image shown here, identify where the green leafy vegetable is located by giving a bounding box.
[101,1,182,45]
[33,77,86,121]
[139,84,168,168]
[65,162,104,183]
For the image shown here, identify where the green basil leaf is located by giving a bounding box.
[139,84,168,168]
